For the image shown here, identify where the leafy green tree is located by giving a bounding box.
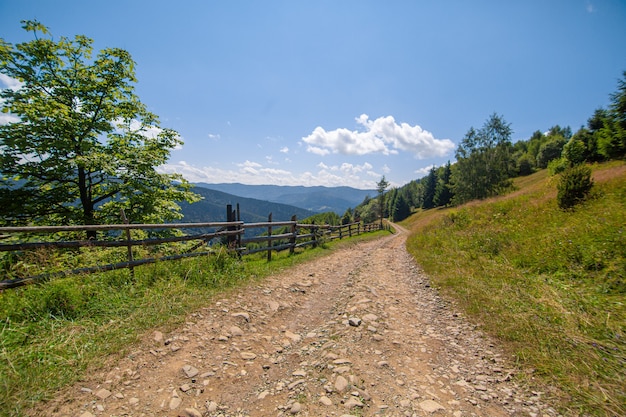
[597,71,626,159]
[536,135,567,168]
[451,113,513,204]
[511,137,536,176]
[389,190,411,222]
[588,108,609,132]
[610,71,626,127]
[357,197,379,224]
[386,187,397,220]
[422,166,437,209]
[571,127,601,162]
[405,179,423,209]
[526,130,545,162]
[341,208,353,225]
[596,118,625,159]
[0,21,199,232]
[547,125,572,140]
[376,176,389,227]
[433,161,453,207]
[562,136,587,165]
[516,154,535,176]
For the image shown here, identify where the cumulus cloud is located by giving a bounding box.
[208,133,221,140]
[302,114,455,159]
[0,74,24,125]
[158,160,379,189]
[0,113,20,125]
[317,161,374,174]
[0,73,23,91]
[279,146,289,153]
[113,118,183,150]
[414,165,435,178]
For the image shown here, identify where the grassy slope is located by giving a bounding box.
[403,161,626,416]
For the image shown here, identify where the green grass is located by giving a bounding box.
[0,229,390,417]
[403,162,626,416]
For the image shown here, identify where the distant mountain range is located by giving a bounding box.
[180,186,315,224]
[194,183,375,215]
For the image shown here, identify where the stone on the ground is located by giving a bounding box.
[94,388,111,400]
[335,375,349,392]
[182,364,199,378]
[419,399,444,413]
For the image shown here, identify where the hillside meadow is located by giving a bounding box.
[403,161,625,416]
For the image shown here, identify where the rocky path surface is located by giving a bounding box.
[35,226,559,417]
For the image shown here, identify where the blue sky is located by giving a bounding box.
[1,1,625,189]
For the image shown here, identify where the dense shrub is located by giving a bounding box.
[547,157,569,175]
[562,136,587,165]
[516,154,535,176]
[557,164,594,209]
[536,136,567,168]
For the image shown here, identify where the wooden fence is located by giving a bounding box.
[0,205,382,290]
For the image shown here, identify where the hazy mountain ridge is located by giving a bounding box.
[194,183,375,214]
[180,186,315,224]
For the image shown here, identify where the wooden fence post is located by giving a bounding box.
[289,215,297,255]
[311,220,317,248]
[236,203,242,249]
[226,204,236,249]
[267,212,273,262]
[120,209,134,279]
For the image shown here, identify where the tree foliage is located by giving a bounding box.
[421,167,437,209]
[433,161,453,207]
[389,191,411,222]
[536,135,567,169]
[0,21,199,229]
[584,72,626,160]
[452,113,513,204]
[557,164,594,210]
[376,176,389,225]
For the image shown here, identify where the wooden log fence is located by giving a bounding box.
[0,206,382,290]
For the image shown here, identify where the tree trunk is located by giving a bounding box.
[77,166,97,240]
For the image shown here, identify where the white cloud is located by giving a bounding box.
[114,118,183,150]
[306,145,331,156]
[279,146,289,153]
[316,161,373,174]
[0,113,20,125]
[158,160,379,189]
[302,114,455,159]
[266,155,280,165]
[0,74,23,91]
[414,165,435,178]
[0,74,24,125]
[208,133,221,140]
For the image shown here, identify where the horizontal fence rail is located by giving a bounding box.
[0,206,383,290]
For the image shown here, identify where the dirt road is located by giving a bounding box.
[35,226,559,417]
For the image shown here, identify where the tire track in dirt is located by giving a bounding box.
[33,227,559,417]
